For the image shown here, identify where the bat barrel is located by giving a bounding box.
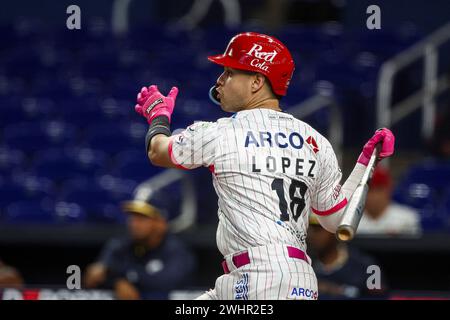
[335,181,369,242]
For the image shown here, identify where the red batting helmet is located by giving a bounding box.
[208,32,295,96]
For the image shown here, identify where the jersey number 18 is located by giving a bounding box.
[271,178,308,222]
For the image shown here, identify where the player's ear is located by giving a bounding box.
[251,73,266,93]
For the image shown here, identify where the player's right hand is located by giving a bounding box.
[114,279,141,300]
[357,128,395,166]
[134,85,178,124]
[83,263,107,288]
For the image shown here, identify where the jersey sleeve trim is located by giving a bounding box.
[168,137,190,170]
[311,198,348,216]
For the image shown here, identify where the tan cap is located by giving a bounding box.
[121,200,162,219]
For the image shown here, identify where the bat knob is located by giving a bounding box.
[336,225,354,242]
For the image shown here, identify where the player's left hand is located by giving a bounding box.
[135,85,179,124]
[357,128,395,166]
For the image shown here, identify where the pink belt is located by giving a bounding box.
[222,246,308,274]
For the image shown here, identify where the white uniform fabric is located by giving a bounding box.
[195,244,318,300]
[358,203,422,236]
[169,108,347,300]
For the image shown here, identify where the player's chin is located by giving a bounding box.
[220,101,238,113]
[219,102,232,112]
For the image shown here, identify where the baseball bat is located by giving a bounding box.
[335,144,381,242]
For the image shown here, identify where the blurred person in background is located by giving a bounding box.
[0,259,24,288]
[307,215,388,299]
[83,199,196,300]
[429,109,450,160]
[358,166,422,236]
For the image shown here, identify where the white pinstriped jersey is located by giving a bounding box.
[169,108,346,257]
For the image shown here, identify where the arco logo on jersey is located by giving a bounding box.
[288,287,318,300]
[245,130,303,149]
[246,44,278,72]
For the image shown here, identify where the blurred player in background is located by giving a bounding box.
[84,199,196,300]
[134,32,395,300]
[0,259,23,288]
[307,214,388,299]
[429,109,450,160]
[358,166,422,236]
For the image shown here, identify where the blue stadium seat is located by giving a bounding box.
[397,161,450,193]
[0,76,25,97]
[32,149,93,182]
[3,122,76,154]
[0,97,27,125]
[0,147,26,177]
[175,98,224,123]
[348,30,406,58]
[394,161,450,232]
[64,147,109,177]
[59,77,105,99]
[418,205,444,232]
[85,202,124,223]
[96,174,138,202]
[0,176,54,215]
[119,122,148,147]
[109,75,143,99]
[10,174,55,201]
[4,49,43,79]
[53,201,87,223]
[0,24,18,50]
[31,78,75,99]
[83,123,134,155]
[83,122,151,155]
[393,182,437,211]
[54,18,112,52]
[439,189,450,231]
[99,98,134,121]
[393,184,443,232]
[315,63,372,90]
[0,184,29,208]
[114,149,163,181]
[81,51,119,80]
[3,201,56,224]
[115,49,148,75]
[60,179,124,222]
[61,177,112,200]
[127,25,190,51]
[58,97,105,124]
[20,97,58,120]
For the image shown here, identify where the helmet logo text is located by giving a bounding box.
[247,44,277,63]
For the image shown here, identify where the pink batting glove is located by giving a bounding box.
[134,85,179,124]
[357,128,395,166]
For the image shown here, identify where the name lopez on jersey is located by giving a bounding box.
[245,130,317,177]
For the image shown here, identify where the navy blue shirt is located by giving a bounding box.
[313,247,388,299]
[98,233,196,299]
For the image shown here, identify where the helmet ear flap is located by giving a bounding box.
[209,86,221,105]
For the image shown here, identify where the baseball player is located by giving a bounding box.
[134,32,395,300]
